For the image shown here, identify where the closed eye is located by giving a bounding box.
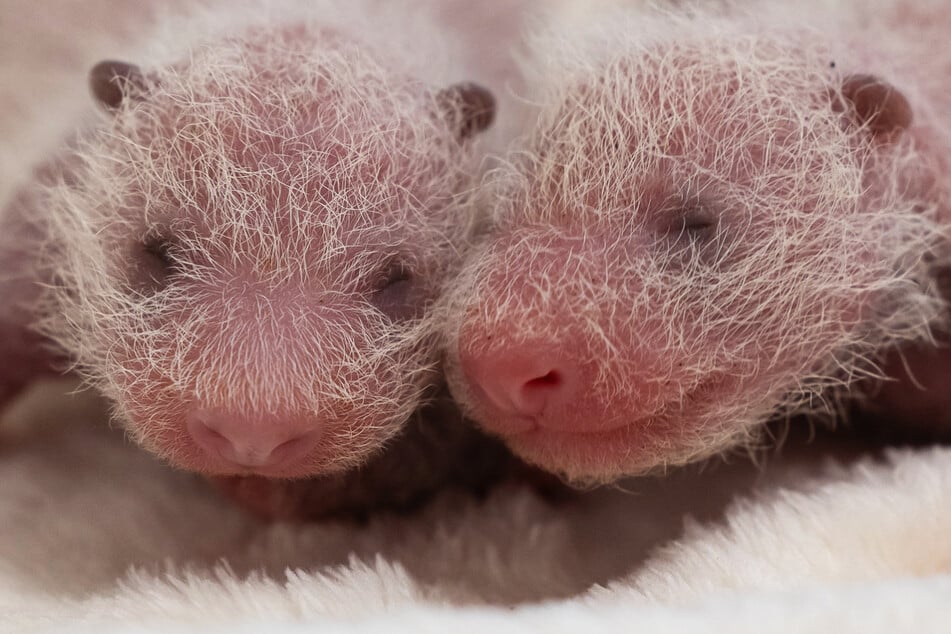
[677,208,717,237]
[370,259,419,321]
[143,236,176,271]
[650,197,724,271]
[378,260,412,290]
[135,233,180,293]
[662,202,719,243]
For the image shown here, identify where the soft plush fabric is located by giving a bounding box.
[2,382,950,633]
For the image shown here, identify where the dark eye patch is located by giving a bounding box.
[676,206,718,237]
[143,235,175,270]
[645,195,726,273]
[134,232,180,294]
[370,258,421,321]
[660,200,719,243]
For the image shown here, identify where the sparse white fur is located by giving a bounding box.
[31,0,497,475]
[443,0,951,480]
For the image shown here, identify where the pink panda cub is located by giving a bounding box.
[443,0,951,482]
[23,0,497,486]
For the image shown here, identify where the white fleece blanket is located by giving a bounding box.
[2,382,950,633]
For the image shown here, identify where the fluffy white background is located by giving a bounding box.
[2,381,950,633]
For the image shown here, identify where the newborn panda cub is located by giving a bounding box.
[443,0,951,482]
[0,2,506,518]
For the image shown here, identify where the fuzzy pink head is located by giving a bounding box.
[41,20,495,478]
[445,10,947,482]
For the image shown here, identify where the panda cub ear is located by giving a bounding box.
[436,82,496,141]
[836,73,912,138]
[89,60,148,111]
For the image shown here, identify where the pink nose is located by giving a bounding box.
[186,410,320,469]
[462,346,576,419]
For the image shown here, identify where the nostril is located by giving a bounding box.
[266,432,317,465]
[188,410,309,468]
[524,370,562,391]
[275,437,303,453]
[510,369,565,416]
[188,416,234,456]
[204,426,228,443]
[461,341,579,419]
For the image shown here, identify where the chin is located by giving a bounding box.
[503,424,656,482]
[138,436,330,480]
[500,408,740,483]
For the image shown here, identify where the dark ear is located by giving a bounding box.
[437,82,496,140]
[89,60,147,111]
[837,73,912,137]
